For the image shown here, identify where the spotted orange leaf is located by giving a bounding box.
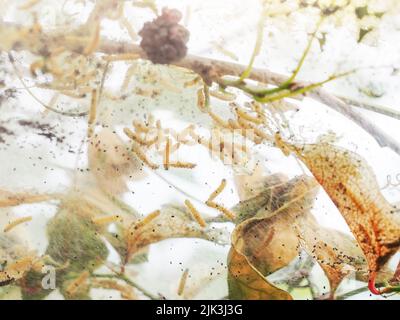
[292,143,400,281]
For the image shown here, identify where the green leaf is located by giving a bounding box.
[358,28,372,43]
[46,203,108,274]
[355,6,369,20]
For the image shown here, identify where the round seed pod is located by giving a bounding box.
[139,8,190,64]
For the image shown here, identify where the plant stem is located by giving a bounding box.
[238,9,266,82]
[335,281,400,300]
[335,286,370,300]
[92,273,159,300]
[222,71,354,103]
[282,17,323,87]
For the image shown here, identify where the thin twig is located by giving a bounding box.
[8,52,89,117]
[310,90,400,155]
[335,286,370,300]
[92,273,158,300]
[337,95,400,120]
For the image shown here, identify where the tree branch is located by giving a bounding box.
[174,55,400,156]
[308,91,400,155]
[337,95,400,121]
[2,22,400,156]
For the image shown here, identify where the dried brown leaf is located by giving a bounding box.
[233,168,381,295]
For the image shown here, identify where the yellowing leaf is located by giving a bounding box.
[233,215,300,276]
[234,163,285,201]
[227,247,292,300]
[233,169,379,295]
[232,172,295,223]
[292,143,400,275]
[232,175,319,275]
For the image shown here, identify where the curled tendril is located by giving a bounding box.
[382,174,400,190]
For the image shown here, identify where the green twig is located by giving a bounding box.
[220,70,354,104]
[255,70,355,103]
[281,17,323,87]
[238,9,266,82]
